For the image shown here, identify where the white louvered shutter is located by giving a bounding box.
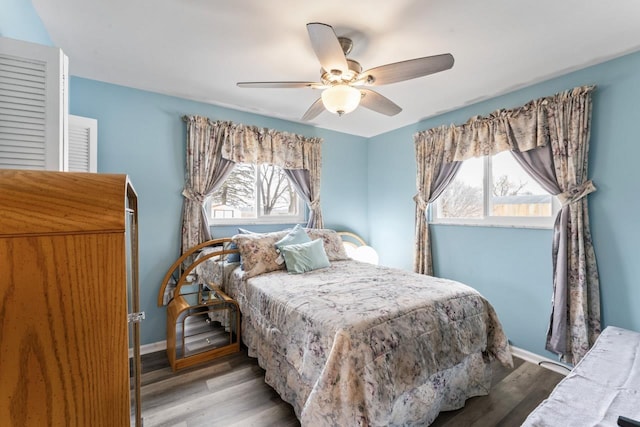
[68,115,97,172]
[0,37,68,170]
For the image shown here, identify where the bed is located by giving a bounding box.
[159,228,512,426]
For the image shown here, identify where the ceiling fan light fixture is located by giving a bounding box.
[321,85,361,116]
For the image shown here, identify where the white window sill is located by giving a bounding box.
[429,220,554,230]
[210,218,306,227]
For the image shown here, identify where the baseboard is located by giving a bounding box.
[129,340,167,358]
[510,345,572,375]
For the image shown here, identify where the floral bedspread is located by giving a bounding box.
[230,260,512,426]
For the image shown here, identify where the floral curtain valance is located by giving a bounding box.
[415,86,595,163]
[214,121,323,170]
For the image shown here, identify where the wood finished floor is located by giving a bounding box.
[137,348,565,427]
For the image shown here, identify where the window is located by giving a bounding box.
[206,163,305,224]
[433,151,558,228]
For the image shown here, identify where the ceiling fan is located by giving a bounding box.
[237,22,454,120]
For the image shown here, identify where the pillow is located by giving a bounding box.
[279,239,330,274]
[226,242,241,263]
[275,224,311,251]
[306,228,350,261]
[233,227,255,266]
[232,230,289,278]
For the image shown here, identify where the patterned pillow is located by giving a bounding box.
[232,230,289,278]
[306,228,349,261]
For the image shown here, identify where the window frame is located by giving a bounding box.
[206,163,307,226]
[431,155,559,229]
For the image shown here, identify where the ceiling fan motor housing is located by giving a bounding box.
[321,58,362,85]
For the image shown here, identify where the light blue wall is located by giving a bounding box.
[69,77,369,345]
[0,0,51,45]
[368,50,640,359]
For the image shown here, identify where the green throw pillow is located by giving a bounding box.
[275,224,311,251]
[279,239,330,274]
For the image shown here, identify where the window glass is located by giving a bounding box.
[490,151,552,218]
[437,156,483,219]
[208,163,305,224]
[433,151,556,228]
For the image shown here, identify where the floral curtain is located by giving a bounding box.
[181,117,324,254]
[285,168,323,228]
[301,136,323,228]
[545,87,600,364]
[414,127,461,275]
[181,116,235,254]
[413,85,600,364]
[509,87,600,364]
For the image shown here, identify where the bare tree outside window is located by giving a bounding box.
[439,180,483,218]
[208,163,302,222]
[492,175,529,197]
[259,165,295,215]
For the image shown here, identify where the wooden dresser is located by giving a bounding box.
[0,170,142,426]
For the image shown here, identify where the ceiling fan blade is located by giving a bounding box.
[237,81,321,89]
[359,89,402,116]
[306,23,349,74]
[361,53,454,86]
[301,98,325,121]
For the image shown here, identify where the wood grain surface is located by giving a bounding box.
[0,233,129,426]
[0,170,128,236]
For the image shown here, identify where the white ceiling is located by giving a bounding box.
[32,0,640,137]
